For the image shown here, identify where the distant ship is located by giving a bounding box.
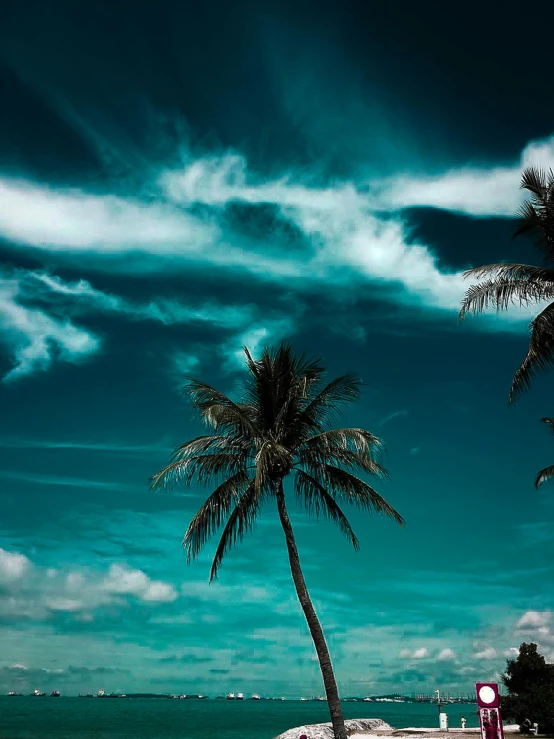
[32,690,46,697]
[226,693,235,700]
[363,697,374,702]
[50,691,61,697]
[7,691,22,696]
[250,694,261,700]
[236,693,244,700]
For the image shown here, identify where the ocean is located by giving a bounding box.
[0,697,481,739]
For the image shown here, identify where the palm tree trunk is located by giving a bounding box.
[275,480,347,739]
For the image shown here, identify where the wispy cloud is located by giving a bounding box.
[0,469,138,492]
[372,135,554,217]
[0,436,172,456]
[0,266,279,381]
[2,138,550,323]
[0,273,99,381]
[1,132,550,383]
[378,410,409,427]
[30,272,257,328]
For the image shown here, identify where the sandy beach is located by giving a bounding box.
[275,720,522,739]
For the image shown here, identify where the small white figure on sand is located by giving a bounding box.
[461,717,467,730]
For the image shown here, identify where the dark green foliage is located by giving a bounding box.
[501,643,554,732]
[459,168,554,402]
[150,342,403,580]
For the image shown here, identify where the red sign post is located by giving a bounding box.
[476,683,504,739]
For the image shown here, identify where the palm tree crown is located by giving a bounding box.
[459,167,554,401]
[150,343,403,578]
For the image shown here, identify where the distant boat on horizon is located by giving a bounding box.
[31,690,46,697]
[50,691,61,697]
[250,694,261,700]
[236,693,244,700]
[226,693,235,700]
[7,691,22,696]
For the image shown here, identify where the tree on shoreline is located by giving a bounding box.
[150,342,404,739]
[459,168,554,402]
[501,642,554,732]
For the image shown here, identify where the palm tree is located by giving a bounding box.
[535,417,554,488]
[459,167,554,402]
[150,342,404,739]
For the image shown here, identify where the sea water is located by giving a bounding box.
[0,697,481,739]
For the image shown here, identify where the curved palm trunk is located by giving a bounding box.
[275,480,347,739]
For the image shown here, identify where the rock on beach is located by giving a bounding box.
[274,718,395,739]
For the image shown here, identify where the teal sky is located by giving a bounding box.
[1,0,554,698]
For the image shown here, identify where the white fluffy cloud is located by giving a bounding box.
[103,564,177,603]
[516,610,552,629]
[514,610,554,648]
[0,548,31,584]
[437,648,456,661]
[399,647,429,659]
[473,646,497,660]
[0,549,177,622]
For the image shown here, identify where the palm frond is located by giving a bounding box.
[292,374,362,441]
[298,446,388,478]
[186,379,257,437]
[149,452,246,491]
[209,482,264,580]
[243,343,324,438]
[535,465,554,489]
[301,428,383,454]
[509,302,554,402]
[182,471,251,562]
[513,200,544,241]
[462,263,554,284]
[541,417,554,431]
[294,469,359,549]
[514,168,554,261]
[254,441,293,492]
[459,277,554,319]
[520,167,550,201]
[171,435,250,461]
[319,465,404,526]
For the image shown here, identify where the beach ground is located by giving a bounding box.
[353,730,521,739]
